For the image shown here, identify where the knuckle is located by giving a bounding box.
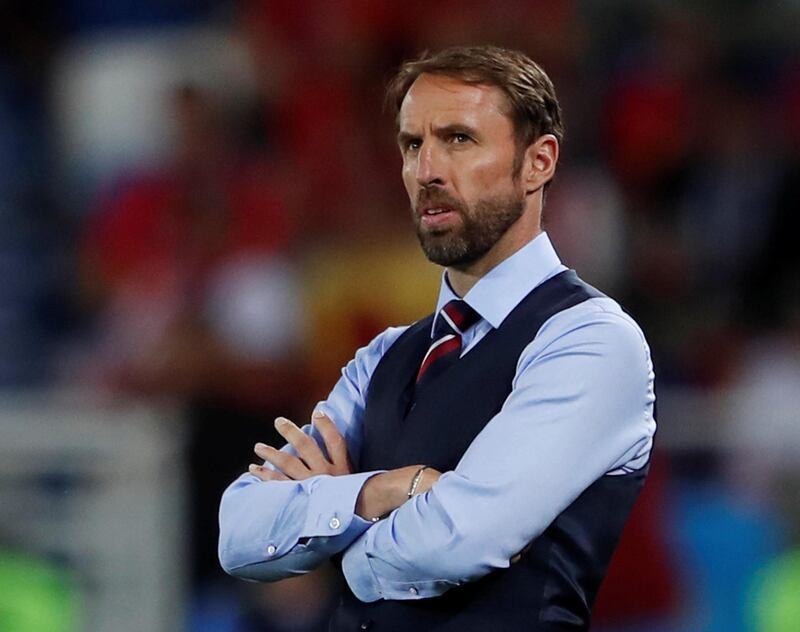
[293,432,315,449]
[267,452,289,469]
[331,431,345,445]
[329,434,346,451]
[315,414,332,427]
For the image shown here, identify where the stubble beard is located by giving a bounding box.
[413,191,525,269]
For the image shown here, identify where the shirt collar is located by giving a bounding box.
[433,232,566,332]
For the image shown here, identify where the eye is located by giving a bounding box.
[451,133,472,144]
[404,138,422,152]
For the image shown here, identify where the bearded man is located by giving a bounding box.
[219,45,656,631]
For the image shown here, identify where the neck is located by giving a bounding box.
[446,208,542,296]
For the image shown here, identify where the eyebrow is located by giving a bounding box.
[397,130,417,147]
[434,124,480,139]
[397,124,480,147]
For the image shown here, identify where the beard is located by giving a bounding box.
[412,188,525,268]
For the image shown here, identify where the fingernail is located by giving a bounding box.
[254,442,267,451]
[248,464,262,472]
[274,417,289,428]
[312,410,325,419]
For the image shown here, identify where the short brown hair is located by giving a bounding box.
[386,45,564,171]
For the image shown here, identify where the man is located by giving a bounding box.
[219,45,656,631]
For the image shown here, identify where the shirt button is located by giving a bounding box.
[329,517,341,530]
[266,545,277,556]
[408,586,418,596]
[359,620,373,630]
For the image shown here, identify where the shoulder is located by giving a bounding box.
[520,295,652,373]
[344,324,414,382]
[543,294,647,345]
[363,325,414,357]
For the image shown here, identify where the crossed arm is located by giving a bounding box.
[249,412,441,524]
[218,308,655,601]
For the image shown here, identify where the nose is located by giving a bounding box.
[415,142,445,188]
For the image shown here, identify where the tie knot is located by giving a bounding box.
[434,299,481,338]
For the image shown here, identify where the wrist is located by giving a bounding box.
[407,466,429,498]
[355,471,407,521]
[355,465,427,521]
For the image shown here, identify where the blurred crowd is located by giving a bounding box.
[1,1,799,631]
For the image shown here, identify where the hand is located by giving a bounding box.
[355,465,442,521]
[249,412,352,481]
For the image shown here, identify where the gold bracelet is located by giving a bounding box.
[407,466,428,498]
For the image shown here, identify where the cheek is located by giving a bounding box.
[402,164,417,197]
[455,153,514,197]
[479,148,516,178]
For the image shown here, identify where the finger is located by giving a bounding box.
[255,442,311,480]
[313,412,351,474]
[274,417,329,471]
[248,463,289,481]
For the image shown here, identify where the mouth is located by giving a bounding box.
[417,205,461,230]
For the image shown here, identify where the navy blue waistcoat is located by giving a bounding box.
[330,270,647,632]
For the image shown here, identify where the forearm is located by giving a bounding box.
[354,465,438,521]
[342,471,530,601]
[218,470,379,580]
[220,462,442,583]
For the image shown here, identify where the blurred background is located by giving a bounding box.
[0,0,799,630]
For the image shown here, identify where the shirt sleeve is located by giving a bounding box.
[341,301,656,602]
[218,326,408,581]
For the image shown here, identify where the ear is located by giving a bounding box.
[520,134,559,195]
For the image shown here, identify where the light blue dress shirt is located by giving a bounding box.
[218,232,656,603]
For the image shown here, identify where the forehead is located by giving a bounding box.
[398,73,512,131]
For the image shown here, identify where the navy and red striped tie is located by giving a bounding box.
[416,299,481,392]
